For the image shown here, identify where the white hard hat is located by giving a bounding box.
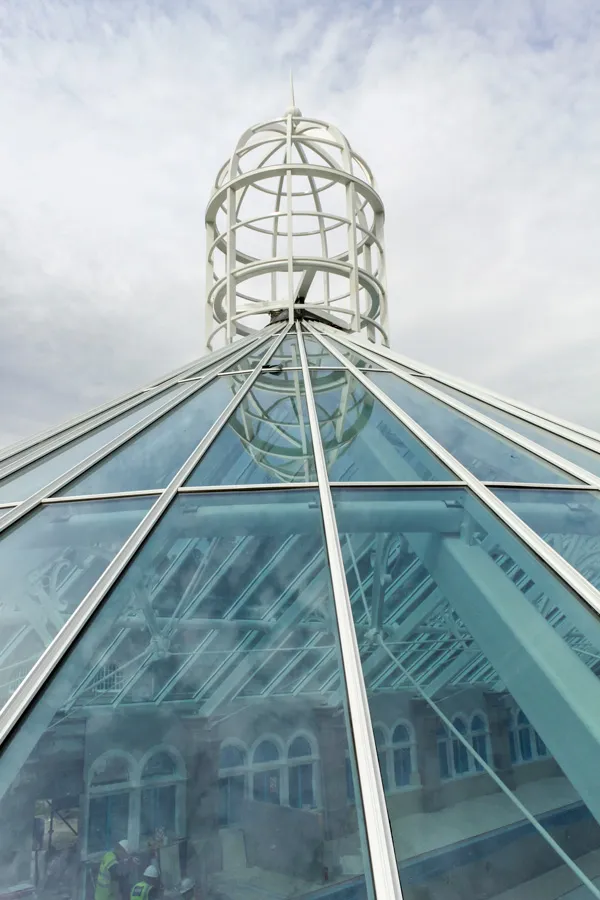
[179,879,195,894]
[118,840,130,853]
[143,866,159,879]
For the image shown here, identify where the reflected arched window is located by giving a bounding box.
[391,723,413,788]
[219,743,247,827]
[470,713,489,772]
[252,740,282,805]
[511,709,549,764]
[88,753,133,855]
[288,735,317,809]
[436,723,451,780]
[452,717,470,775]
[140,750,184,842]
[373,726,390,790]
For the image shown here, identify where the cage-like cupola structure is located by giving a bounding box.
[205,104,388,348]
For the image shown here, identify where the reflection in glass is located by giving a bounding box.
[0,491,373,900]
[310,370,455,482]
[0,496,153,706]
[425,378,600,479]
[495,488,600,591]
[369,372,578,484]
[334,486,600,899]
[0,387,189,503]
[186,371,316,485]
[60,378,237,497]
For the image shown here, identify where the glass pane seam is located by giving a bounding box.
[313,327,600,489]
[178,482,319,493]
[0,327,270,470]
[0,326,293,751]
[0,332,275,483]
[296,323,403,900]
[310,324,600,623]
[335,327,600,450]
[0,333,274,539]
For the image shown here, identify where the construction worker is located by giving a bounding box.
[131,865,160,900]
[95,840,132,900]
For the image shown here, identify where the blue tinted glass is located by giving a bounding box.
[494,488,600,590]
[0,490,373,899]
[310,370,455,482]
[425,378,600,479]
[0,496,152,708]
[264,334,303,368]
[61,378,236,496]
[334,485,600,898]
[0,387,189,503]
[369,372,577,484]
[323,336,391,370]
[186,372,316,485]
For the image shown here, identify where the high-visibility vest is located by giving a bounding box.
[130,880,153,900]
[95,851,119,900]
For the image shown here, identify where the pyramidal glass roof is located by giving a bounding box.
[3,111,600,900]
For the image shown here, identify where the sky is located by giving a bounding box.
[1,0,600,446]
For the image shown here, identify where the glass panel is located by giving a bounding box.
[494,487,600,590]
[0,496,152,706]
[216,338,277,374]
[0,490,373,899]
[322,336,392,370]
[423,377,600,479]
[186,372,316,485]
[0,387,189,503]
[369,372,578,484]
[60,378,238,496]
[334,485,600,899]
[310,369,455,482]
[262,333,303,368]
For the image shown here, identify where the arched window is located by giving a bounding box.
[391,723,413,788]
[88,753,133,855]
[436,723,451,780]
[219,743,247,827]
[288,735,317,809]
[252,740,282,805]
[511,709,549,764]
[470,713,490,772]
[452,717,470,775]
[140,750,184,842]
[373,726,390,790]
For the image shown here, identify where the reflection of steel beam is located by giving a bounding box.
[410,531,600,826]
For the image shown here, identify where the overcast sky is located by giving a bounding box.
[1,0,600,446]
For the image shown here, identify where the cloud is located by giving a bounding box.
[1,0,600,446]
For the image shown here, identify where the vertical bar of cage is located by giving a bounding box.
[285,113,295,325]
[226,186,237,343]
[296,323,403,899]
[0,326,294,749]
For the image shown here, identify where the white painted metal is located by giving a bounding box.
[205,105,388,348]
[308,325,600,622]
[296,324,402,900]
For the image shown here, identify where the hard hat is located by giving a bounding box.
[143,866,159,879]
[179,879,195,894]
[118,840,130,853]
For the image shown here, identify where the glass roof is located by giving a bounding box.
[1,323,600,900]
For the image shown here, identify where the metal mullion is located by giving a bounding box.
[0,331,276,538]
[311,326,600,624]
[308,324,600,489]
[43,490,164,503]
[0,328,270,470]
[178,482,318,494]
[481,482,599,491]
[331,326,600,450]
[296,323,402,900]
[0,327,293,748]
[0,331,274,483]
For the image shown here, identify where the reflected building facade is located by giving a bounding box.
[1,105,600,900]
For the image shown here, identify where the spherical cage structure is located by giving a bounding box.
[205,110,388,349]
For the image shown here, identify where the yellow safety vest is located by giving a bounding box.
[130,881,152,900]
[95,851,119,900]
